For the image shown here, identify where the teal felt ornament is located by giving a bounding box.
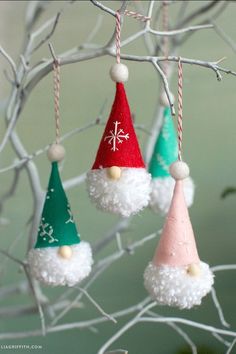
[149,106,194,215]
[35,162,80,249]
[27,54,93,287]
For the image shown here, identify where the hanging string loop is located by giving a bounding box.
[49,43,61,144]
[177,57,183,161]
[115,9,151,64]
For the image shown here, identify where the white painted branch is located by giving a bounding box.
[211,287,230,328]
[226,339,236,354]
[211,265,236,272]
[139,317,236,337]
[147,310,197,354]
[0,46,18,84]
[76,287,117,324]
[105,351,128,354]
[212,332,231,348]
[0,0,236,349]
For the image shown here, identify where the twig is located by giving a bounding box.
[147,310,197,354]
[98,302,156,354]
[93,218,130,254]
[0,281,28,300]
[0,249,25,266]
[76,287,117,324]
[0,297,151,339]
[0,119,99,174]
[212,332,231,348]
[30,12,61,54]
[152,60,175,115]
[3,69,15,85]
[23,265,46,336]
[226,339,236,354]
[83,14,104,45]
[0,167,21,212]
[211,287,230,328]
[20,55,29,71]
[211,265,236,272]
[213,20,236,54]
[138,317,236,337]
[149,23,214,36]
[0,46,18,85]
[90,0,116,17]
[177,0,219,28]
[63,173,87,190]
[115,233,123,252]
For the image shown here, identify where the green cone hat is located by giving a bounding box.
[149,107,178,178]
[34,162,81,248]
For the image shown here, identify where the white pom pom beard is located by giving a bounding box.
[28,241,93,287]
[144,261,214,309]
[86,168,151,218]
[149,176,195,215]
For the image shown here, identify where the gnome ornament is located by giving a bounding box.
[144,161,214,309]
[149,1,194,215]
[28,54,93,286]
[144,60,213,309]
[149,97,194,215]
[86,11,151,218]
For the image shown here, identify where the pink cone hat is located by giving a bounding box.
[153,180,200,267]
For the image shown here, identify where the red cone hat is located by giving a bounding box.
[153,180,200,267]
[92,83,145,169]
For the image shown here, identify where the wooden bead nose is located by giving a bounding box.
[187,263,201,277]
[107,166,122,180]
[58,246,73,259]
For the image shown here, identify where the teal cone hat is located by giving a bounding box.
[149,107,178,179]
[35,162,80,248]
[149,106,194,215]
[28,145,93,287]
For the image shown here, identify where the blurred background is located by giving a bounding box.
[0,1,236,353]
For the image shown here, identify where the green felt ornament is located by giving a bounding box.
[35,162,80,248]
[149,107,178,178]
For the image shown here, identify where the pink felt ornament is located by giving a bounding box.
[144,58,214,309]
[153,180,200,267]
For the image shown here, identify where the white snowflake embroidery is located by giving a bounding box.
[65,204,74,224]
[156,153,169,173]
[104,121,129,151]
[39,218,58,243]
[162,116,170,141]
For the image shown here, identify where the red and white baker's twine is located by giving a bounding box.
[124,10,151,22]
[177,58,183,161]
[115,11,121,64]
[115,10,151,64]
[53,59,61,144]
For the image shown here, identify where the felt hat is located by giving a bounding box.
[92,83,145,169]
[149,107,178,178]
[153,179,200,267]
[34,162,80,249]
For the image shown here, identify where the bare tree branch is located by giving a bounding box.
[0,1,236,351]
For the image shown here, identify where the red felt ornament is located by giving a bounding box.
[86,9,151,217]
